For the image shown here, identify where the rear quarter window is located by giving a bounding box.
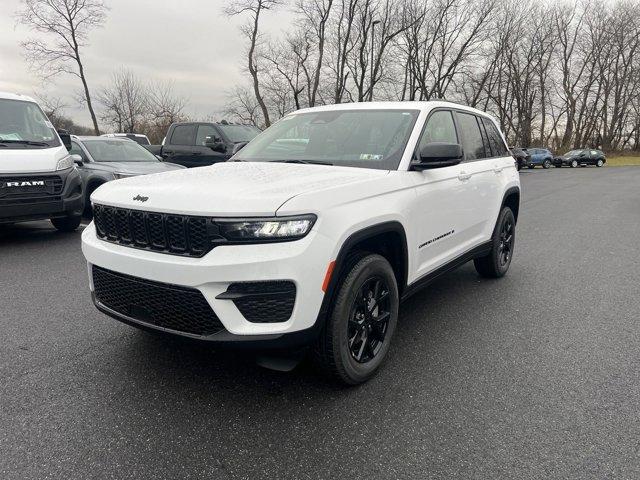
[481,117,509,157]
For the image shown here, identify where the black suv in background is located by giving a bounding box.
[510,147,530,171]
[146,121,261,168]
[554,149,606,168]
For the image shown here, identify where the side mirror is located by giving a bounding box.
[412,142,463,170]
[70,154,83,166]
[155,155,163,161]
[205,136,226,153]
[57,129,72,151]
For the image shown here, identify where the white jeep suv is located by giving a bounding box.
[81,101,520,384]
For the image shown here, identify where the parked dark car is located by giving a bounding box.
[553,149,606,168]
[526,148,554,169]
[146,121,261,168]
[510,147,530,171]
[68,136,185,214]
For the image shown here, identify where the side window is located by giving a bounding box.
[590,150,598,156]
[170,125,197,145]
[481,117,509,157]
[417,110,458,154]
[457,112,487,160]
[196,125,220,146]
[69,141,86,161]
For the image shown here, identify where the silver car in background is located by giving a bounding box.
[69,136,185,215]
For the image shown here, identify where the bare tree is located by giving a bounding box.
[17,0,108,135]
[225,0,283,127]
[98,69,148,133]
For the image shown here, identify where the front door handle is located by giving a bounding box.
[458,171,472,181]
[493,164,503,173]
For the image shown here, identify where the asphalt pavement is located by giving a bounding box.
[1,167,639,479]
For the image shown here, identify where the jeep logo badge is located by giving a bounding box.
[5,180,45,187]
[133,195,149,202]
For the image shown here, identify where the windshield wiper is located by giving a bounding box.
[271,159,333,166]
[0,139,50,147]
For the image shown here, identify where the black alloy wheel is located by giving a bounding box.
[498,216,514,268]
[347,277,391,363]
[474,207,516,278]
[313,253,399,385]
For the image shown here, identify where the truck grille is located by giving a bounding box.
[0,175,63,199]
[93,205,211,257]
[92,266,225,336]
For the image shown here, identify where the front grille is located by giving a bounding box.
[92,266,225,336]
[224,281,296,323]
[0,175,63,198]
[0,196,62,206]
[93,205,211,257]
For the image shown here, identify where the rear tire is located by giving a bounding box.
[313,253,399,385]
[596,159,604,167]
[571,160,578,168]
[543,159,552,169]
[474,207,515,278]
[527,165,535,169]
[51,215,82,232]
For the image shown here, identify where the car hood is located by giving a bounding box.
[90,161,389,216]
[0,145,69,174]
[92,161,185,174]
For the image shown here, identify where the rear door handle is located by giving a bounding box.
[458,171,472,181]
[493,164,503,173]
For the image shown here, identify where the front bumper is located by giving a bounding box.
[81,223,333,346]
[0,168,84,223]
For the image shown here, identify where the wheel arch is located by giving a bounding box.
[314,221,409,331]
[501,186,520,223]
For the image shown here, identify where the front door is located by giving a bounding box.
[408,109,472,280]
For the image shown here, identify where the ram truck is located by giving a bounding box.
[146,121,261,168]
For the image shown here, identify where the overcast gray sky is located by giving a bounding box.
[0,0,291,127]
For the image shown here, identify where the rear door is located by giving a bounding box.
[452,111,500,246]
[162,124,198,167]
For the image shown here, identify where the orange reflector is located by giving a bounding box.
[322,260,336,292]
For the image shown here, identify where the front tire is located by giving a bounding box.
[314,253,399,385]
[543,159,552,169]
[571,160,578,168]
[474,207,515,278]
[51,214,82,232]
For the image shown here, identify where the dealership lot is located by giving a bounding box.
[1,167,639,479]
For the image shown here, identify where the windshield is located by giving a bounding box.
[82,139,159,162]
[218,124,261,143]
[0,99,60,148]
[234,109,419,170]
[565,150,582,156]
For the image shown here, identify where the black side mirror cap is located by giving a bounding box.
[412,142,463,170]
[57,129,72,151]
[70,154,84,166]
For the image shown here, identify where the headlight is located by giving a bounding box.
[56,155,74,171]
[113,172,137,180]
[216,215,316,242]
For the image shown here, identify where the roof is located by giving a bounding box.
[0,91,38,103]
[293,100,499,123]
[73,135,131,142]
